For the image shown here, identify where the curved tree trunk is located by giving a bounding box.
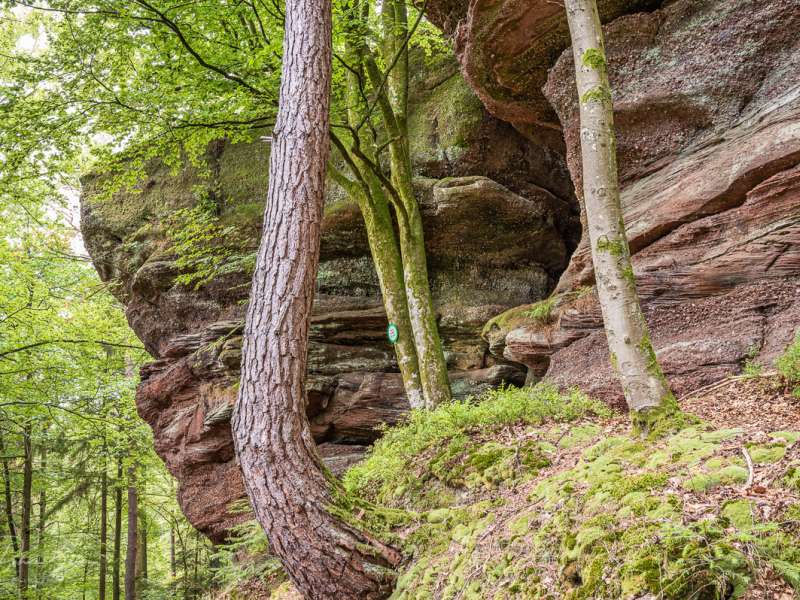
[564,0,675,430]
[232,0,401,596]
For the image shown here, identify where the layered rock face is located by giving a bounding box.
[457,0,800,406]
[82,0,800,545]
[80,58,578,542]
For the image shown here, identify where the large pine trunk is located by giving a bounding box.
[564,0,675,429]
[231,0,401,596]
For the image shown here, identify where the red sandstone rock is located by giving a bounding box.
[480,0,800,409]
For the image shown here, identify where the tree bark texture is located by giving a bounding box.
[35,447,46,599]
[336,11,425,409]
[367,4,452,408]
[336,0,451,408]
[169,527,176,579]
[136,510,147,582]
[232,0,401,596]
[564,0,675,426]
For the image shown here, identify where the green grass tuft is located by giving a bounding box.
[777,331,800,397]
[343,384,611,507]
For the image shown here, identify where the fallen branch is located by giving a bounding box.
[0,339,146,360]
[679,371,779,402]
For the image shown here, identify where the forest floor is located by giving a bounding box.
[233,374,800,600]
[676,373,800,598]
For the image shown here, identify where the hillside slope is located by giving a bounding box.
[242,367,800,599]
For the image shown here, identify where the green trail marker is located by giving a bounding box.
[387,323,399,344]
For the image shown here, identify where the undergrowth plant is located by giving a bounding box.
[343,383,612,507]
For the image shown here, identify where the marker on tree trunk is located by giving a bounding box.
[387,323,399,344]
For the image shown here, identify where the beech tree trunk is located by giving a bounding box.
[334,6,425,409]
[35,447,46,599]
[19,424,32,598]
[112,458,122,600]
[169,527,176,579]
[564,0,675,429]
[0,432,20,581]
[124,468,137,600]
[232,0,401,596]
[136,510,147,582]
[362,4,452,407]
[99,466,108,600]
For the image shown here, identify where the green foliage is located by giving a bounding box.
[211,518,283,593]
[0,151,208,600]
[742,359,763,378]
[167,199,256,289]
[524,296,557,324]
[776,331,800,397]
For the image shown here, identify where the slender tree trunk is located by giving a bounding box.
[112,458,122,600]
[232,0,401,596]
[392,193,452,408]
[335,12,425,409]
[135,509,146,582]
[19,424,32,599]
[124,467,137,600]
[192,534,198,587]
[384,0,450,408]
[359,195,426,408]
[82,555,89,600]
[169,526,176,579]
[563,0,675,430]
[99,466,108,600]
[35,447,46,599]
[364,8,451,408]
[0,432,20,581]
[175,525,189,599]
[336,0,451,409]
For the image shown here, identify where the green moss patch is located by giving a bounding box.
[339,386,800,599]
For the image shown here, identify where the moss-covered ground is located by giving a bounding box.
[237,378,800,600]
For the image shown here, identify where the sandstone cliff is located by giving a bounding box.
[455,0,800,407]
[80,55,578,542]
[81,0,800,545]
